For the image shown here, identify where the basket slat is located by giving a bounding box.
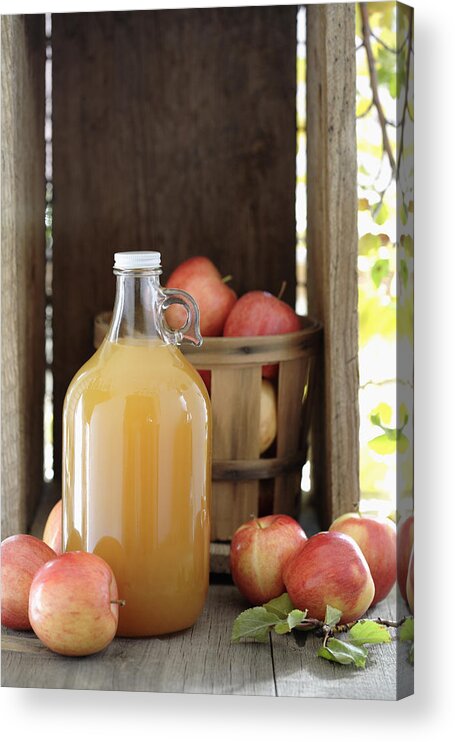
[211,365,261,540]
[273,356,311,514]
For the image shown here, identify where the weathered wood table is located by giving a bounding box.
[1,491,413,699]
[2,583,412,700]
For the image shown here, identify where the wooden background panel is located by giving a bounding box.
[52,7,297,473]
[1,15,46,536]
[306,3,360,526]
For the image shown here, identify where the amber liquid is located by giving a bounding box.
[62,338,211,636]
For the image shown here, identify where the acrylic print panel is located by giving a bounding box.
[1,1,413,700]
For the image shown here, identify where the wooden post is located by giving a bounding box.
[1,16,46,536]
[306,4,360,525]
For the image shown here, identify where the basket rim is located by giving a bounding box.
[94,311,323,355]
[197,315,322,349]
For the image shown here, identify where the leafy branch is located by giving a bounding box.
[358,4,414,180]
[396,17,413,178]
[231,593,413,670]
[359,2,396,177]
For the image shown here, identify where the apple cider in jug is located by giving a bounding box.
[62,252,211,636]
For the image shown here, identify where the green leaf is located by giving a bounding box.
[400,202,408,225]
[388,73,397,98]
[377,46,396,88]
[287,609,306,628]
[400,234,413,257]
[368,433,396,455]
[371,258,390,288]
[372,202,389,226]
[318,638,368,668]
[231,607,278,643]
[274,609,307,635]
[324,605,343,628]
[370,402,392,426]
[359,232,381,256]
[263,593,295,620]
[408,643,414,665]
[399,617,414,642]
[348,620,392,645]
[370,412,381,427]
[397,432,409,453]
[399,403,409,428]
[399,259,409,288]
[368,429,409,455]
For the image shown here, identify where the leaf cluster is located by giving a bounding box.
[231,594,413,670]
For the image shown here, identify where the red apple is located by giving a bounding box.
[406,547,414,614]
[283,531,375,623]
[230,515,307,605]
[329,512,397,606]
[197,368,212,394]
[42,498,63,555]
[397,514,414,603]
[166,256,237,336]
[28,551,120,656]
[223,290,301,378]
[1,534,57,630]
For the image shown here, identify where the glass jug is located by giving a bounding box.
[62,251,211,636]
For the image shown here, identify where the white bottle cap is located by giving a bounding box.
[114,251,161,270]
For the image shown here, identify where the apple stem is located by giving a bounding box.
[111,599,126,607]
[221,274,233,284]
[254,519,266,530]
[277,280,287,301]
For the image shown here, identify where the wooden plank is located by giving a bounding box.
[306,4,360,526]
[271,586,413,700]
[273,356,310,514]
[2,583,412,698]
[1,15,46,536]
[210,366,261,540]
[1,585,275,695]
[52,7,297,475]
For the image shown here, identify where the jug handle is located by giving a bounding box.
[157,288,203,347]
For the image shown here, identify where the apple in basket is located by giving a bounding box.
[223,290,301,378]
[166,256,237,337]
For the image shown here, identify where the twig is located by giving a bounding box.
[333,616,409,634]
[359,378,414,391]
[359,3,396,177]
[297,615,411,634]
[373,616,409,628]
[396,14,414,178]
[370,29,411,56]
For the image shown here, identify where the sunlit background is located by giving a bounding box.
[297,2,414,521]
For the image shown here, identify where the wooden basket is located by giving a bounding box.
[93,313,322,542]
